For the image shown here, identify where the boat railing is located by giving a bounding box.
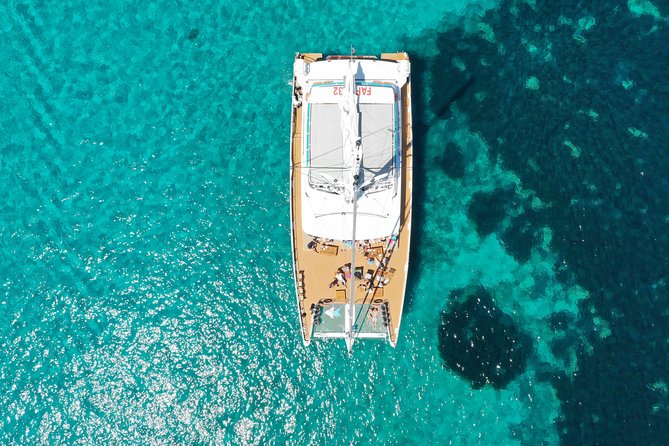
[326,55,378,61]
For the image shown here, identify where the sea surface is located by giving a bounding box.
[1,1,668,444]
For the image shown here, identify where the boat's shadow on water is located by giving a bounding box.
[402,52,476,313]
[402,55,429,315]
[401,1,669,443]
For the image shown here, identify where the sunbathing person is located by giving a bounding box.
[361,269,373,289]
[335,272,346,286]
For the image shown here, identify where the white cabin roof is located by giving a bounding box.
[296,58,406,240]
[300,183,401,240]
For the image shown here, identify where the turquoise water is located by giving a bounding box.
[2,0,668,444]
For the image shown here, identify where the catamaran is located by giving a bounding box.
[289,52,413,352]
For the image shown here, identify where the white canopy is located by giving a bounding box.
[299,58,405,240]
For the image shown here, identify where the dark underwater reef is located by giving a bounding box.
[467,187,517,238]
[438,286,532,390]
[416,0,669,444]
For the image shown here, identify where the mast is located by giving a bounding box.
[340,58,361,353]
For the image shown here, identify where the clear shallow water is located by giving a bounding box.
[1,1,668,444]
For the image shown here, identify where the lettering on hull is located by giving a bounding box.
[333,86,373,96]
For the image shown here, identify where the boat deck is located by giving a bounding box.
[290,53,413,346]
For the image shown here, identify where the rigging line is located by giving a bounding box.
[291,161,393,173]
[307,145,346,162]
[352,223,400,332]
[292,163,414,171]
[293,153,391,170]
[292,121,394,168]
[352,286,378,331]
[293,165,388,171]
[291,148,392,171]
[347,178,358,353]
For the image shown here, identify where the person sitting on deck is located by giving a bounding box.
[378,267,395,287]
[335,271,346,286]
[293,85,303,108]
[373,257,386,269]
[307,239,319,253]
[361,269,373,289]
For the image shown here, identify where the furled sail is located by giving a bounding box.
[339,61,362,203]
